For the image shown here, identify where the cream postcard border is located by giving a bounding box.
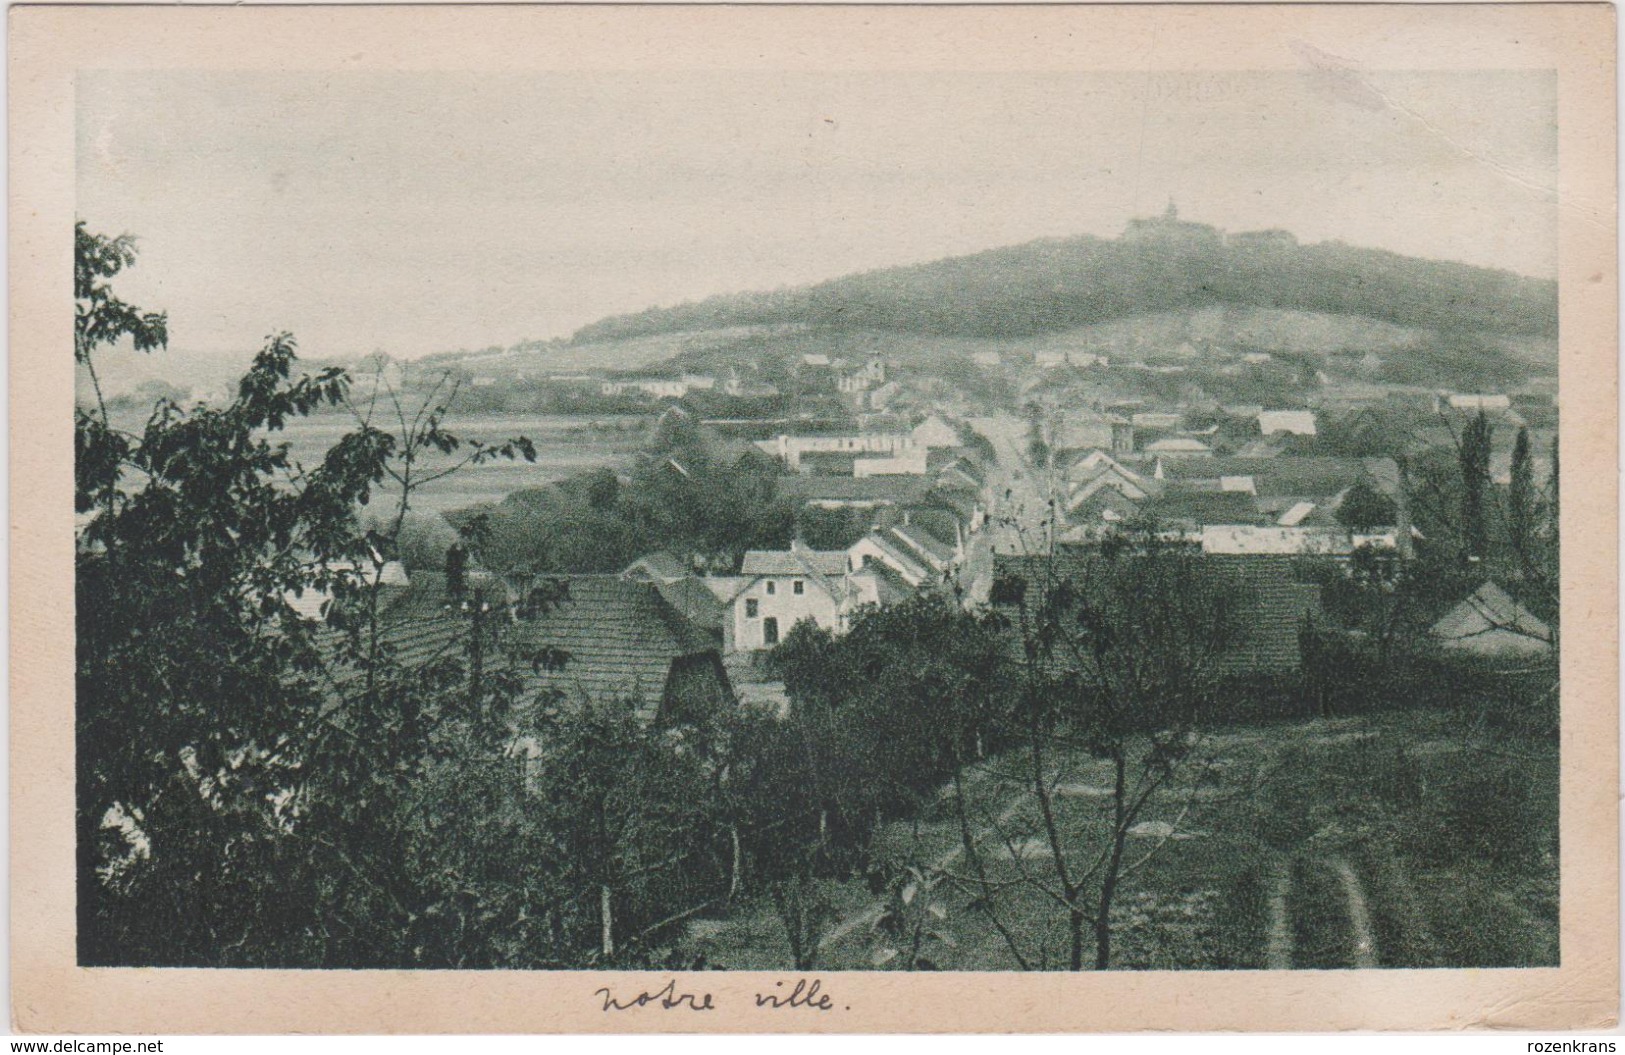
[10,3,1618,1033]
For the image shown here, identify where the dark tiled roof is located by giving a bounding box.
[891,523,956,566]
[740,549,848,577]
[1159,456,1401,498]
[505,576,726,713]
[1138,489,1266,527]
[776,475,933,504]
[989,553,1321,675]
[1201,556,1324,674]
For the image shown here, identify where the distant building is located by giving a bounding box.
[758,431,914,470]
[1257,410,1318,437]
[1052,409,1134,455]
[1226,229,1298,249]
[1143,437,1213,459]
[600,375,714,400]
[1132,411,1184,432]
[869,381,903,410]
[911,414,961,451]
[1437,392,1512,413]
[854,450,930,477]
[970,352,1003,368]
[776,474,933,511]
[1121,201,1222,248]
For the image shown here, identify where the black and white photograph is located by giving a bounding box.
[17,2,1616,1034]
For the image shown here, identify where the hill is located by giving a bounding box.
[567,223,1557,372]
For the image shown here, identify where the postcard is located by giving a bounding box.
[11,2,1618,1033]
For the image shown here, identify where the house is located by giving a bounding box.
[1199,525,1396,556]
[1065,486,1143,526]
[1052,409,1134,455]
[776,474,933,511]
[507,576,734,723]
[1065,464,1154,513]
[621,551,690,585]
[600,377,711,400]
[847,530,933,587]
[971,352,1002,368]
[1136,488,1264,530]
[1257,410,1317,437]
[934,454,987,493]
[758,431,914,471]
[1438,392,1512,413]
[797,449,864,476]
[854,449,931,476]
[1430,582,1554,657]
[327,571,733,726]
[1035,351,1068,369]
[911,414,961,451]
[1143,437,1213,459]
[1154,456,1402,502]
[1132,412,1184,432]
[869,381,903,411]
[732,544,853,651]
[989,552,1323,675]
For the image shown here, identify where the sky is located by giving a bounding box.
[77,69,1558,364]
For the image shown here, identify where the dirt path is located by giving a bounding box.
[1331,857,1380,968]
[1264,857,1294,970]
[819,787,1033,949]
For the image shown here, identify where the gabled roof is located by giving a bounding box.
[622,551,689,584]
[850,531,931,585]
[849,559,918,607]
[890,522,956,568]
[506,576,725,711]
[740,549,848,578]
[1430,581,1554,651]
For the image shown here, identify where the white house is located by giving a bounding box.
[971,352,1002,368]
[731,544,849,651]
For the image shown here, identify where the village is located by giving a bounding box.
[76,207,1562,974]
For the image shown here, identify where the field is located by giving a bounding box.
[677,710,1559,971]
[107,409,651,515]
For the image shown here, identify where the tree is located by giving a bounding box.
[1508,426,1534,558]
[1335,480,1399,532]
[74,223,552,967]
[979,533,1242,970]
[1458,410,1492,561]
